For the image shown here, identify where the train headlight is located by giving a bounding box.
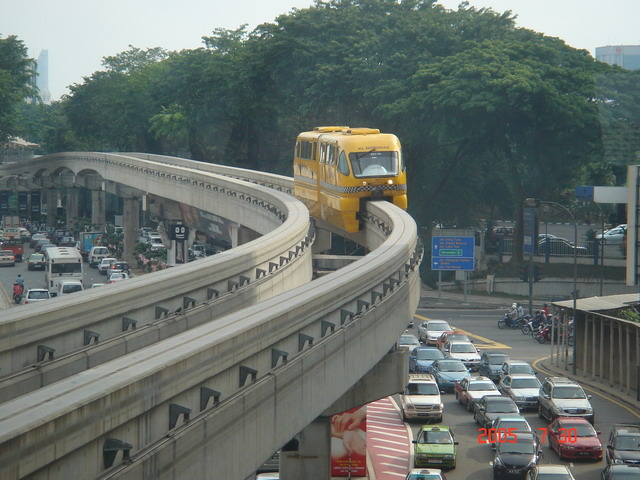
[362,181,367,186]
[387,179,393,185]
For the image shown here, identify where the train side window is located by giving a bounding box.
[319,144,326,164]
[338,151,350,176]
[312,142,317,161]
[295,141,300,159]
[326,146,334,165]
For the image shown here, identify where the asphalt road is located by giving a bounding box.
[399,306,640,480]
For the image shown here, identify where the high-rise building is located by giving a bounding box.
[595,45,640,71]
[35,49,51,104]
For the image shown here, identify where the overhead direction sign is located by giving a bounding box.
[431,236,475,271]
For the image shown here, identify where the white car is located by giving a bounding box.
[443,341,481,371]
[399,374,443,422]
[497,374,542,410]
[418,320,453,345]
[596,224,627,244]
[98,257,118,275]
[148,235,166,252]
[108,272,131,283]
[24,288,51,304]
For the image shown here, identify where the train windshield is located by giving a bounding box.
[349,150,399,178]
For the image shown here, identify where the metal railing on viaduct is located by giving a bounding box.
[0,153,421,479]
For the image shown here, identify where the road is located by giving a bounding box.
[385,306,640,480]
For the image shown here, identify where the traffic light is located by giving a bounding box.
[533,265,542,282]
[519,265,529,282]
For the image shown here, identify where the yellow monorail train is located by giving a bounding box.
[293,126,407,233]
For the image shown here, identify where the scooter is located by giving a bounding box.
[498,313,530,329]
[13,287,23,304]
[522,311,547,335]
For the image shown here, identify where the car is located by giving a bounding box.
[88,246,110,267]
[428,359,470,392]
[0,249,16,266]
[487,416,532,447]
[57,280,84,296]
[492,430,542,480]
[596,224,627,245]
[26,252,46,270]
[98,257,118,275]
[189,244,208,258]
[548,417,603,460]
[442,341,481,371]
[419,320,453,345]
[23,288,51,304]
[526,464,575,479]
[409,347,445,373]
[90,283,106,288]
[400,374,444,422]
[606,424,640,465]
[499,360,536,383]
[538,237,588,256]
[400,333,421,351]
[600,463,640,479]
[147,235,166,252]
[412,425,458,469]
[404,468,448,480]
[109,261,130,275]
[538,377,594,424]
[39,242,56,254]
[435,332,469,350]
[108,272,131,283]
[30,233,48,248]
[498,374,542,410]
[19,227,31,241]
[474,396,520,429]
[479,352,510,383]
[256,474,279,480]
[454,376,501,411]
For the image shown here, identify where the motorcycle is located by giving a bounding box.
[12,288,23,304]
[535,320,574,345]
[522,311,547,335]
[498,313,530,329]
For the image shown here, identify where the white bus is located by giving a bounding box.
[44,247,84,295]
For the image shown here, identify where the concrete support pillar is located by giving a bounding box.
[313,229,332,254]
[280,417,331,480]
[65,188,80,231]
[123,197,140,266]
[46,189,58,227]
[91,189,106,229]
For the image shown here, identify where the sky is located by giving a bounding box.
[2,0,639,101]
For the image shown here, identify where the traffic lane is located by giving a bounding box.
[404,309,639,480]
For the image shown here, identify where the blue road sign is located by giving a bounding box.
[431,236,475,271]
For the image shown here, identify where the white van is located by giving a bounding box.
[89,246,110,267]
[57,280,84,297]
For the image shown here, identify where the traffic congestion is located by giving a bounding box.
[396,306,640,480]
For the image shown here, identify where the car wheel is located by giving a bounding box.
[466,401,473,412]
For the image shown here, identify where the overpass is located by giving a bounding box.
[0,153,421,479]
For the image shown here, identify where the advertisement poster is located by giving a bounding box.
[330,406,367,477]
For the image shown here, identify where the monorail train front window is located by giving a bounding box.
[349,150,399,178]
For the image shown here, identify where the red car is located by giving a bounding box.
[547,417,603,460]
[454,376,501,411]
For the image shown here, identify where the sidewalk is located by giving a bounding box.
[419,282,640,419]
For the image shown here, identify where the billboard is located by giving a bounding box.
[330,406,367,477]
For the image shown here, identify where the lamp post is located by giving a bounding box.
[590,201,605,297]
[525,199,577,373]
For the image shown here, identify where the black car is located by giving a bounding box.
[606,424,640,465]
[492,431,542,480]
[601,464,640,479]
[474,396,519,429]
[109,261,131,275]
[478,352,510,383]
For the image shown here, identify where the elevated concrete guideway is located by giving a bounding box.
[0,153,421,480]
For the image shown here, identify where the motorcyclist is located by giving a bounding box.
[507,303,518,328]
[542,303,550,319]
[15,274,24,288]
[12,282,23,303]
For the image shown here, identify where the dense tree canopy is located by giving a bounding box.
[13,0,640,250]
[0,35,36,144]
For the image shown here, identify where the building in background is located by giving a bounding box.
[596,45,640,71]
[34,49,51,104]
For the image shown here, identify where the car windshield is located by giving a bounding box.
[499,439,535,454]
[28,291,49,299]
[614,435,640,450]
[510,365,534,374]
[349,150,399,178]
[437,361,467,372]
[428,322,451,332]
[511,378,541,389]
[405,383,440,395]
[400,336,418,344]
[488,355,509,365]
[416,349,444,360]
[486,401,517,413]
[419,431,453,444]
[560,424,596,437]
[498,420,530,431]
[450,344,476,353]
[469,382,496,391]
[533,473,571,479]
[407,475,442,480]
[51,263,82,274]
[552,386,586,399]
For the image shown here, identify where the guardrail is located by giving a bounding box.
[0,200,421,480]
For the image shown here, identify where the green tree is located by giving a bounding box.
[0,35,36,145]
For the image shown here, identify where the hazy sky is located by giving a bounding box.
[2,0,639,101]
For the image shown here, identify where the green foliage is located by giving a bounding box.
[0,35,37,144]
[615,308,640,323]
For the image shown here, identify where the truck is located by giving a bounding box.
[1,219,24,261]
[79,232,104,261]
[2,215,20,229]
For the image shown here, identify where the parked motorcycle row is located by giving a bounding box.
[498,307,574,346]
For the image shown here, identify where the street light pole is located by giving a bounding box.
[526,199,577,373]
